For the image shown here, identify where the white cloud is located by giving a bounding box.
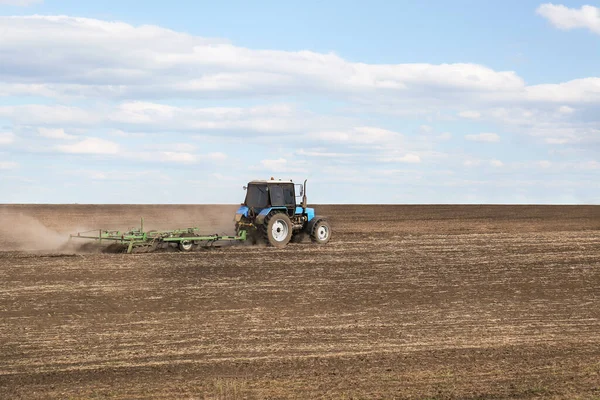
[159,151,197,163]
[465,133,500,143]
[56,137,120,154]
[545,138,570,144]
[0,14,597,112]
[145,142,196,152]
[0,0,42,6]
[309,126,401,145]
[0,15,525,101]
[523,78,600,103]
[458,110,481,119]
[418,125,434,134]
[537,4,600,35]
[91,172,107,180]
[0,104,99,125]
[558,105,575,115]
[463,160,482,167]
[0,132,15,145]
[538,160,552,168]
[260,158,287,170]
[207,152,227,161]
[108,129,147,138]
[490,159,504,167]
[297,148,354,158]
[0,161,18,169]
[38,127,76,140]
[109,102,300,133]
[380,154,421,163]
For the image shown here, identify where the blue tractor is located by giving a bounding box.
[234,178,331,247]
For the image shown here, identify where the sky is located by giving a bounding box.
[0,0,598,204]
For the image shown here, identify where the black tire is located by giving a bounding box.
[263,212,292,248]
[310,219,331,245]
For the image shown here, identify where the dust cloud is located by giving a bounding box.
[143,206,237,235]
[0,212,69,251]
[0,205,241,253]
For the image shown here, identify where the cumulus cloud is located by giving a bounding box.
[0,15,597,116]
[462,159,503,168]
[120,150,226,164]
[0,161,18,169]
[56,137,120,154]
[296,148,354,158]
[558,105,575,114]
[463,160,482,167]
[0,104,99,126]
[465,133,500,142]
[0,132,15,145]
[109,102,301,133]
[538,160,552,168]
[308,126,401,145]
[0,14,597,114]
[0,15,525,101]
[458,110,481,119]
[260,158,287,170]
[207,152,227,161]
[380,154,421,163]
[523,77,600,103]
[38,127,76,140]
[546,137,570,144]
[537,3,600,35]
[159,152,197,163]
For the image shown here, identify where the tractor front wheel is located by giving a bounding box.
[310,219,331,245]
[264,212,292,248]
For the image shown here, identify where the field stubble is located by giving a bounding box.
[0,204,599,399]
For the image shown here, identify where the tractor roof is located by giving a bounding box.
[248,179,295,185]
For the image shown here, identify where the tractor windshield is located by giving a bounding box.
[245,184,269,209]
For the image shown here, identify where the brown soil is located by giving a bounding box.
[0,205,599,399]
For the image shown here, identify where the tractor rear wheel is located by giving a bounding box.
[310,219,331,245]
[263,212,292,248]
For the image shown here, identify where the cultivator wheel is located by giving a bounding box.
[178,233,197,252]
[263,212,292,248]
[310,219,331,245]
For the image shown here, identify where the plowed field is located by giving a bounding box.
[0,205,599,399]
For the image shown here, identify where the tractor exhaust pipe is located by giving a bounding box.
[302,179,307,213]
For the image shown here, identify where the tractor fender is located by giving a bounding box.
[306,215,328,233]
[255,207,287,225]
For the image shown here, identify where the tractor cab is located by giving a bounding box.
[244,180,300,216]
[234,178,330,247]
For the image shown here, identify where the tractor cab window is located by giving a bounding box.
[283,185,295,205]
[246,184,269,209]
[270,185,285,206]
[270,184,295,207]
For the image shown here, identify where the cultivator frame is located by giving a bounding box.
[69,218,247,253]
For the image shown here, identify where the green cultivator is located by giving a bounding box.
[69,218,247,253]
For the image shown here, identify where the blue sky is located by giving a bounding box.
[0,0,598,204]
